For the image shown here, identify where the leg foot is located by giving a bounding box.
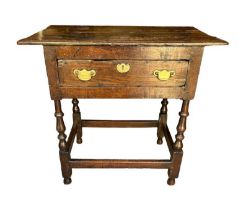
[167,178,175,186]
[157,138,163,145]
[64,177,72,185]
[167,168,176,186]
[76,137,82,144]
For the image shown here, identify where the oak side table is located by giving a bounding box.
[18,26,227,185]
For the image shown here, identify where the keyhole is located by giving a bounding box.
[121,64,124,70]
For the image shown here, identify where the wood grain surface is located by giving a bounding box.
[17,25,228,46]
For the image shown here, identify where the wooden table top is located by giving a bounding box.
[17,25,228,46]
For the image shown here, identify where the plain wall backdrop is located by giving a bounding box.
[1,0,237,209]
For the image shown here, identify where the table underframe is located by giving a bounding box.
[54,98,189,186]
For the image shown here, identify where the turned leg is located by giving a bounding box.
[54,100,72,184]
[167,100,190,185]
[72,98,82,144]
[157,99,168,144]
[174,100,190,150]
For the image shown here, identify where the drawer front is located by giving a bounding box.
[44,46,203,99]
[58,60,189,87]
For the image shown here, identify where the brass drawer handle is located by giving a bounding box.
[73,69,96,81]
[153,70,175,81]
[116,63,130,73]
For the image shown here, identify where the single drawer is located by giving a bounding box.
[58,60,189,87]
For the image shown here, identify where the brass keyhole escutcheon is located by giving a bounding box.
[73,69,96,81]
[153,69,175,81]
[116,63,130,73]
